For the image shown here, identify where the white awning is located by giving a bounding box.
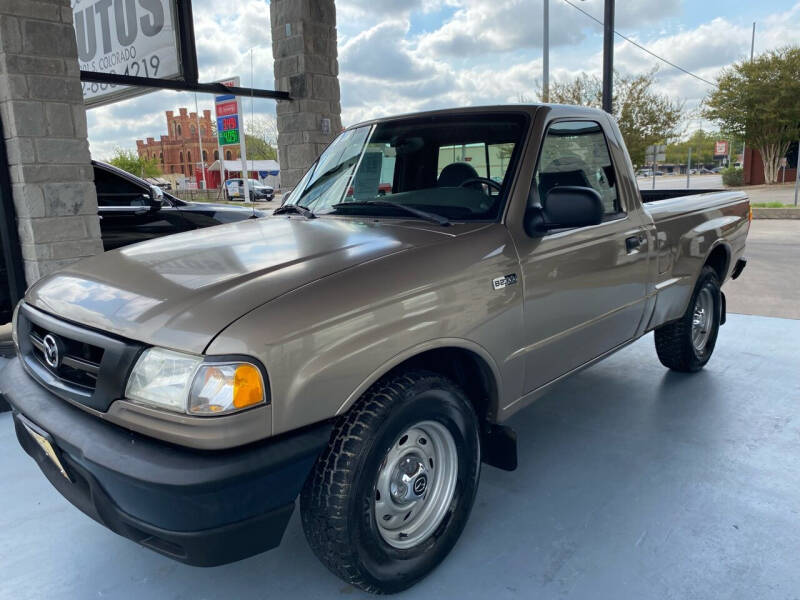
[207,159,279,174]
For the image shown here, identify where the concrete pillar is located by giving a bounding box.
[271,0,342,190]
[0,0,102,285]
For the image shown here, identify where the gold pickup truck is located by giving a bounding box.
[2,105,749,593]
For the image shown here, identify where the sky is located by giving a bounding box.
[85,0,800,160]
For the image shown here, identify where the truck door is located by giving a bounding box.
[512,119,650,393]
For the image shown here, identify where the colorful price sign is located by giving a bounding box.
[215,96,240,146]
[215,100,238,117]
[218,128,240,145]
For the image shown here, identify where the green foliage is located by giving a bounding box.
[665,129,722,166]
[751,202,787,208]
[546,69,684,166]
[107,148,162,178]
[245,134,278,160]
[703,46,800,183]
[721,166,744,187]
[244,116,278,160]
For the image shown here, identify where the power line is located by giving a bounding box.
[560,0,717,87]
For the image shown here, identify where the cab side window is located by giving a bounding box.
[531,120,622,218]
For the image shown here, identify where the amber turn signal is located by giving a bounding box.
[234,364,264,409]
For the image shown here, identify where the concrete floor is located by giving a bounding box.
[1,313,799,599]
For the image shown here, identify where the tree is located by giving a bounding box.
[703,46,800,184]
[545,69,684,166]
[665,129,720,166]
[245,117,278,160]
[107,148,162,178]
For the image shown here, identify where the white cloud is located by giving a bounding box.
[85,0,800,157]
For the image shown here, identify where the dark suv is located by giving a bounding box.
[0,163,266,322]
[94,162,266,250]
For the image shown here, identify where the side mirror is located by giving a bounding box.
[525,186,604,236]
[149,185,164,210]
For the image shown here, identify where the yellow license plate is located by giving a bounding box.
[23,423,71,481]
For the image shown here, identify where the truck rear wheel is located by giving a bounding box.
[654,265,721,372]
[300,370,480,594]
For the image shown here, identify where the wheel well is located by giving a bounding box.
[389,347,499,423]
[705,244,730,282]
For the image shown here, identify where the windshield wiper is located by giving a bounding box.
[273,204,316,219]
[330,200,451,226]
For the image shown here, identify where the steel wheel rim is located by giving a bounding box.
[374,420,458,549]
[692,287,714,352]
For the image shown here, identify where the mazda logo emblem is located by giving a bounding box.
[42,334,61,369]
[413,475,427,496]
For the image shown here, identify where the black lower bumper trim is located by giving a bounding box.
[2,356,333,566]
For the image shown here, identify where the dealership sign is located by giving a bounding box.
[714,140,730,158]
[72,0,182,107]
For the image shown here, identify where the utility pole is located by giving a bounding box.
[742,22,755,177]
[194,93,207,191]
[652,145,657,190]
[687,147,692,189]
[602,0,615,113]
[542,0,549,102]
[794,140,799,206]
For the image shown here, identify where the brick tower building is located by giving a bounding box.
[136,107,240,183]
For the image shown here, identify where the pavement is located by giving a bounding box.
[725,220,800,319]
[1,313,799,599]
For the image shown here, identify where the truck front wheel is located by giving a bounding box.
[300,370,481,594]
[654,265,721,372]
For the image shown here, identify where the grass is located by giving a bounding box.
[751,202,794,208]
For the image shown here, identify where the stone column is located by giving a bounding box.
[0,0,102,286]
[271,0,342,190]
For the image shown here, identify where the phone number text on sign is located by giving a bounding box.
[72,0,181,106]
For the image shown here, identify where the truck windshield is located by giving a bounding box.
[285,113,527,222]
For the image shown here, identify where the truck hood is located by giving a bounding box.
[26,216,476,353]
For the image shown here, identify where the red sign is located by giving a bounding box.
[215,100,237,117]
[219,116,238,131]
[714,141,729,157]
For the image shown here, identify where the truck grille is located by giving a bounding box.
[29,324,103,391]
[16,303,145,412]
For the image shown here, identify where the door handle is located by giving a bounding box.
[625,234,643,253]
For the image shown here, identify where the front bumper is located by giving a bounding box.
[1,357,332,567]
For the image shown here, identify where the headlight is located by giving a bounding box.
[11,301,21,348]
[125,347,266,416]
[188,363,264,415]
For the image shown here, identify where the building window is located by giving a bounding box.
[181,165,185,174]
[170,166,175,173]
[188,164,193,175]
[226,150,232,160]
[187,150,192,163]
[179,151,183,163]
[159,152,163,164]
[177,124,182,136]
[201,127,206,136]
[191,125,196,135]
[202,150,208,162]
[214,150,219,160]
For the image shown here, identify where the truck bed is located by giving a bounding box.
[640,188,723,203]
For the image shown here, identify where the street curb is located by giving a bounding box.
[752,208,800,219]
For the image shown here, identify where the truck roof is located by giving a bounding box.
[346,103,609,130]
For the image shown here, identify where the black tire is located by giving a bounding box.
[300,370,481,594]
[654,265,721,372]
